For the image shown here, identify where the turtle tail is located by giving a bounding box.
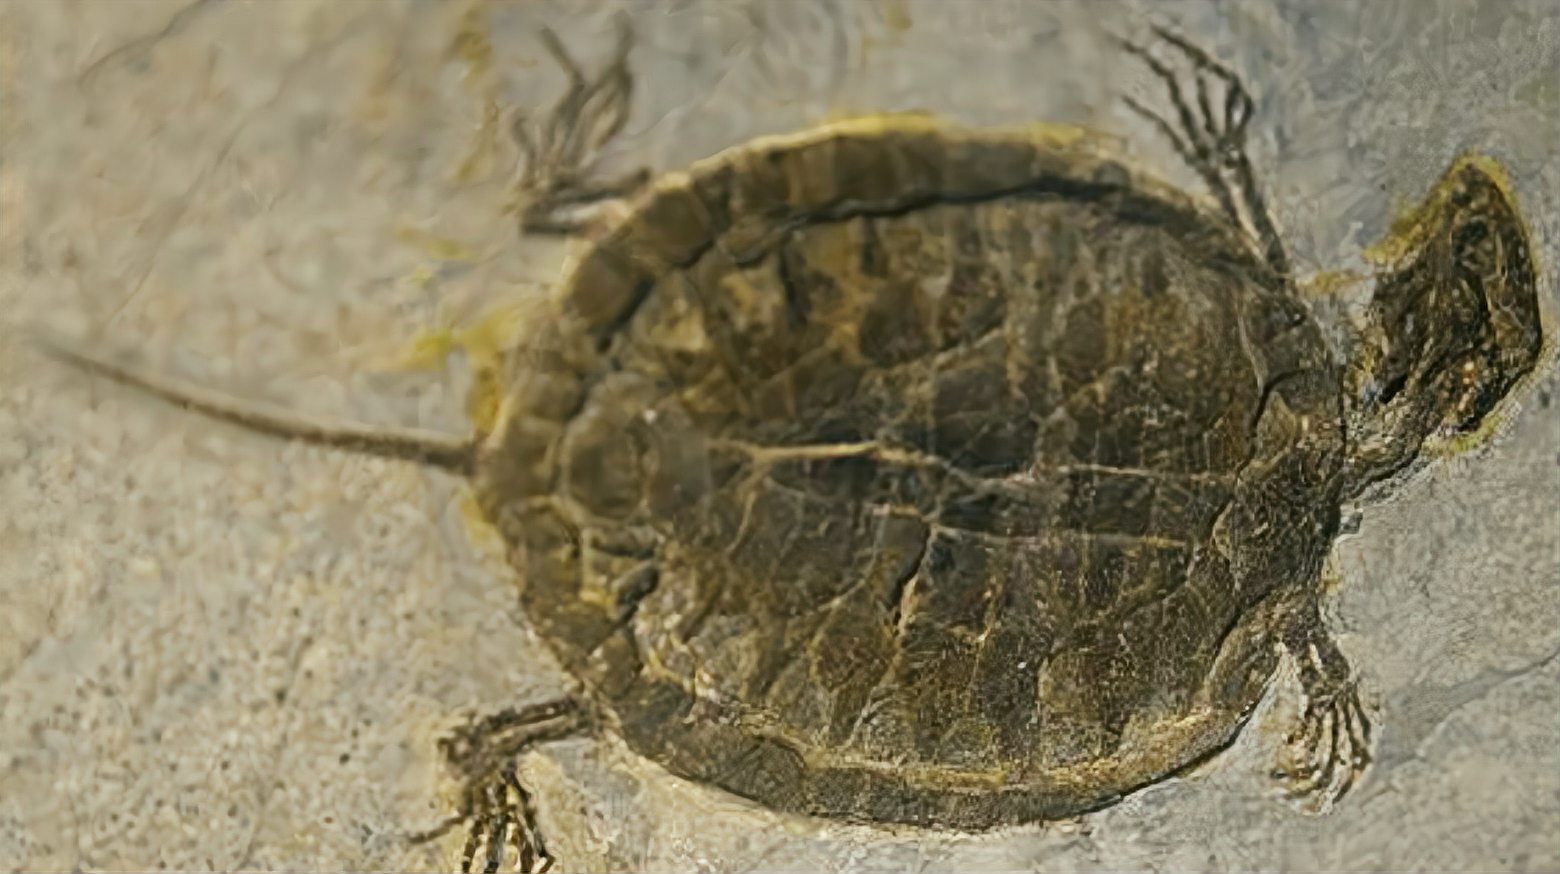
[36,332,477,476]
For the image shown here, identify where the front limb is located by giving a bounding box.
[509,16,650,238]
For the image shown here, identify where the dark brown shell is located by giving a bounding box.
[473,116,1346,828]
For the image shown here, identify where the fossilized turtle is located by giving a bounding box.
[49,25,1546,873]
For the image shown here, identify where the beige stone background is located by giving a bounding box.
[1,0,1557,871]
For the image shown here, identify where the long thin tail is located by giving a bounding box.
[36,332,476,476]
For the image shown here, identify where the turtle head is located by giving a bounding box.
[1344,155,1544,495]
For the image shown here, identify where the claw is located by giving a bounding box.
[506,768,554,874]
[1332,740,1360,803]
[1148,23,1253,137]
[1149,26,1240,76]
[1349,691,1375,754]
[410,699,582,873]
[1278,677,1373,811]
[1122,95,1197,167]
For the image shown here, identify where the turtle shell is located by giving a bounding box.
[473,116,1347,828]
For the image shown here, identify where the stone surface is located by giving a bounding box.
[1,1,1555,871]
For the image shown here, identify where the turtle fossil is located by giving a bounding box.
[45,23,1546,873]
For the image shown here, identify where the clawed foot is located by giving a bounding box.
[1273,676,1373,811]
[509,15,650,237]
[411,765,553,873]
[410,699,584,873]
[1116,24,1289,276]
[1272,614,1375,812]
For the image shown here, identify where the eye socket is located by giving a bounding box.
[1449,218,1500,287]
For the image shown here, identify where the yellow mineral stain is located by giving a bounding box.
[457,491,505,558]
[1363,152,1529,268]
[463,304,537,433]
[390,300,528,367]
[782,112,1100,158]
[1516,69,1559,112]
[408,263,438,291]
[354,39,401,126]
[1426,401,1521,460]
[859,0,912,64]
[464,360,510,438]
[392,327,457,372]
[1426,324,1558,461]
[1298,268,1369,301]
[449,1,495,84]
[451,98,505,185]
[811,104,872,126]
[389,298,539,439]
[1318,556,1344,595]
[393,224,480,262]
[881,0,913,33]
[1021,121,1099,151]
